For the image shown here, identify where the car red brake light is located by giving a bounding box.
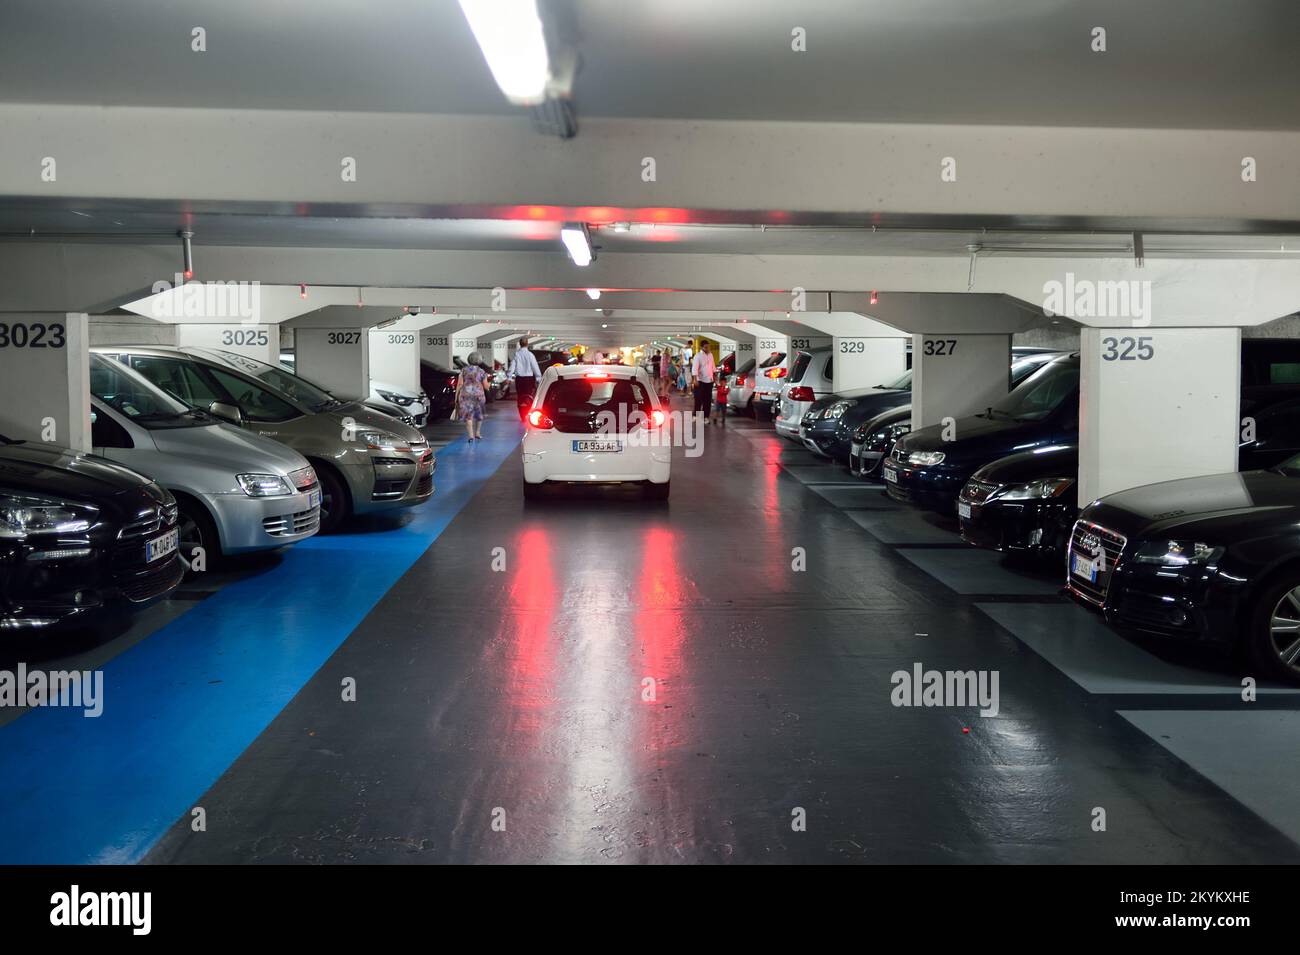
[527,409,554,429]
[765,367,787,379]
[735,374,747,386]
[651,408,666,427]
[788,386,815,401]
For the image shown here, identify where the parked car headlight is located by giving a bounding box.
[995,478,1075,500]
[907,450,946,466]
[0,493,96,539]
[359,431,414,452]
[1133,540,1224,566]
[826,400,854,419]
[377,390,414,407]
[236,473,293,497]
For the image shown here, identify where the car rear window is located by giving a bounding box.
[759,353,786,368]
[543,377,653,434]
[789,352,812,382]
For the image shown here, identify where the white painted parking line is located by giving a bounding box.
[978,602,1300,695]
[1119,710,1300,846]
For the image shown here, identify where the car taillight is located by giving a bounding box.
[765,367,787,379]
[450,376,459,388]
[527,409,554,429]
[735,374,747,386]
[789,386,815,401]
[651,408,666,427]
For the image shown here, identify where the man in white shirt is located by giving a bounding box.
[690,343,716,423]
[511,338,543,420]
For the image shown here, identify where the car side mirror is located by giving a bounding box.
[208,400,243,425]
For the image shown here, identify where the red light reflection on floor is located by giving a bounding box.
[504,527,557,734]
[635,527,689,753]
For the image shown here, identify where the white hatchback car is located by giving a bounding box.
[521,364,671,500]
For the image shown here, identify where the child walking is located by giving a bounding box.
[712,376,730,427]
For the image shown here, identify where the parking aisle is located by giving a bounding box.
[142,411,1300,864]
[0,406,521,864]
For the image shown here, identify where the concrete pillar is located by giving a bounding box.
[0,313,90,451]
[833,335,908,391]
[911,333,1012,429]
[419,327,454,368]
[1078,327,1240,502]
[370,325,422,393]
[175,323,278,364]
[295,327,370,401]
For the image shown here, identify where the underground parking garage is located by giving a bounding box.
[2,0,1300,928]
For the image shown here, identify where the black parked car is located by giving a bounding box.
[848,405,912,478]
[799,369,913,461]
[957,444,1078,561]
[808,350,1065,464]
[419,361,459,421]
[1066,460,1300,684]
[841,352,1066,475]
[1,436,184,631]
[955,379,1300,565]
[884,354,1080,511]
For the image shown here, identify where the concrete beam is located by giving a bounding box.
[5,105,1300,227]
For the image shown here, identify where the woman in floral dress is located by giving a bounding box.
[455,351,489,442]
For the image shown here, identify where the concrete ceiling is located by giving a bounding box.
[1,0,1298,130]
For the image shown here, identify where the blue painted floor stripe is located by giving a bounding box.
[0,418,521,864]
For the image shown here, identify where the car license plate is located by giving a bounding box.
[957,501,972,519]
[572,440,621,453]
[883,466,898,483]
[146,527,179,563]
[850,443,862,456]
[1071,553,1098,582]
[308,489,321,509]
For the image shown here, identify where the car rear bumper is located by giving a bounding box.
[522,434,671,484]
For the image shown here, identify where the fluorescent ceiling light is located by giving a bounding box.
[458,0,551,106]
[586,288,601,300]
[561,222,594,267]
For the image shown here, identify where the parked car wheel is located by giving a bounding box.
[1250,571,1300,685]
[315,464,352,533]
[176,495,220,573]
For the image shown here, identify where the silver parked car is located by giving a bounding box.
[88,355,321,563]
[725,358,758,416]
[92,345,434,533]
[775,348,834,440]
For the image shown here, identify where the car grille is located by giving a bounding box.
[263,506,321,537]
[961,479,998,506]
[120,555,184,603]
[117,500,179,540]
[1067,519,1128,606]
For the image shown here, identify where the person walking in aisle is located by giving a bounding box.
[511,337,543,421]
[455,351,489,442]
[690,342,716,424]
